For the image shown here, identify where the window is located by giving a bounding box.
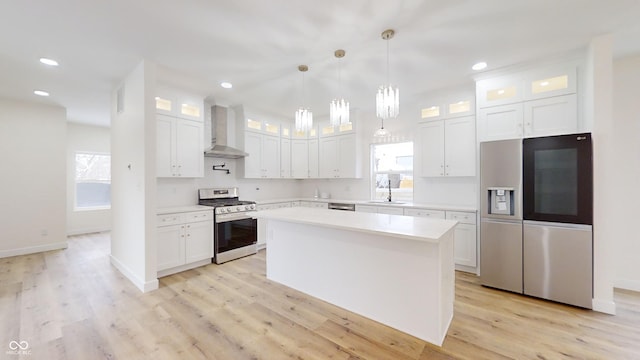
[75,152,111,210]
[371,142,413,201]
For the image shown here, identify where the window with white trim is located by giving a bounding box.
[75,152,111,210]
[371,142,413,202]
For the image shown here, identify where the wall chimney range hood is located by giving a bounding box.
[204,105,248,159]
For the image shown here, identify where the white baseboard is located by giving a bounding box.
[109,255,159,293]
[67,227,111,236]
[0,241,68,258]
[614,279,640,292]
[592,298,616,315]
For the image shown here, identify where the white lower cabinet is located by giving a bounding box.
[445,211,477,269]
[257,202,293,249]
[157,210,213,276]
[403,207,478,272]
[355,204,403,215]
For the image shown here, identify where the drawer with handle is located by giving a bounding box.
[157,214,184,226]
[445,211,476,225]
[404,208,446,219]
[184,210,213,223]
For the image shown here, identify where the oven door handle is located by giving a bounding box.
[216,212,255,223]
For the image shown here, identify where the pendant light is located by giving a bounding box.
[295,65,313,132]
[375,29,399,137]
[330,49,350,127]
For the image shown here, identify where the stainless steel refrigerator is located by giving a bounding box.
[480,134,593,309]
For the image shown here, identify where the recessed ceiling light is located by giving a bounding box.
[220,82,233,89]
[39,58,59,66]
[472,62,487,71]
[34,90,50,97]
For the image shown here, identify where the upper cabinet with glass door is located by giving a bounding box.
[244,117,280,137]
[420,92,475,122]
[319,118,355,137]
[476,75,524,108]
[155,86,204,122]
[523,64,576,101]
[477,63,577,108]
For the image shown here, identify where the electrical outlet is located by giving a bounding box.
[41,230,48,236]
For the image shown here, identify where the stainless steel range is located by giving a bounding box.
[198,188,257,264]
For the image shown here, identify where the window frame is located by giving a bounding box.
[74,151,111,211]
[370,141,414,202]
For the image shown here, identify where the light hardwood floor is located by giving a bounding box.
[1,232,639,359]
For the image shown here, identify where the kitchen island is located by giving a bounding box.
[254,207,457,346]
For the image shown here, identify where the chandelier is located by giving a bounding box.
[295,65,313,132]
[375,29,399,121]
[330,49,350,127]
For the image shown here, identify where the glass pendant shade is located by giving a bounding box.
[295,65,313,132]
[295,107,313,132]
[330,98,349,126]
[376,85,399,120]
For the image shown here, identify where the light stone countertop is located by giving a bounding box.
[254,207,458,243]
[255,197,477,212]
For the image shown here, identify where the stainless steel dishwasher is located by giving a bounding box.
[328,202,356,211]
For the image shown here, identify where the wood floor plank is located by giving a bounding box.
[1,233,639,360]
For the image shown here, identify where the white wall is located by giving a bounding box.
[110,61,158,292]
[0,99,67,257]
[66,123,111,235]
[612,54,640,292]
[587,35,617,314]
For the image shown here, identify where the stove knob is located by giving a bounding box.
[245,205,252,211]
[220,208,227,214]
[236,206,242,212]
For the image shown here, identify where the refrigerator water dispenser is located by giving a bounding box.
[488,187,514,215]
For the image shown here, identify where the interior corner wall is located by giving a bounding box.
[110,60,158,292]
[612,54,640,292]
[0,99,67,257]
[67,123,111,235]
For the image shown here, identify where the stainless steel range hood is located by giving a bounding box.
[204,105,248,159]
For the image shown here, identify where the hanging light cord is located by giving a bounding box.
[386,36,390,86]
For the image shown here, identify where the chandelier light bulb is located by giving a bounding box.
[330,49,350,127]
[295,65,313,132]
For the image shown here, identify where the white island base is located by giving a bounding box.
[257,207,456,346]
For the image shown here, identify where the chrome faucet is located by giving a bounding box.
[387,179,392,202]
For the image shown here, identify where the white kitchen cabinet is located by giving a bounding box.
[257,202,293,249]
[319,134,360,178]
[478,95,577,141]
[308,139,319,178]
[476,75,524,108]
[155,87,204,122]
[291,139,310,178]
[156,114,204,178]
[355,204,403,215]
[281,137,291,178]
[243,132,280,178]
[157,210,213,276]
[402,207,477,272]
[419,116,475,177]
[445,211,477,268]
[523,94,577,138]
[420,94,475,121]
[403,208,445,218]
[476,62,578,142]
[477,103,524,141]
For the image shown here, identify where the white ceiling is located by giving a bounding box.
[1,0,639,127]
